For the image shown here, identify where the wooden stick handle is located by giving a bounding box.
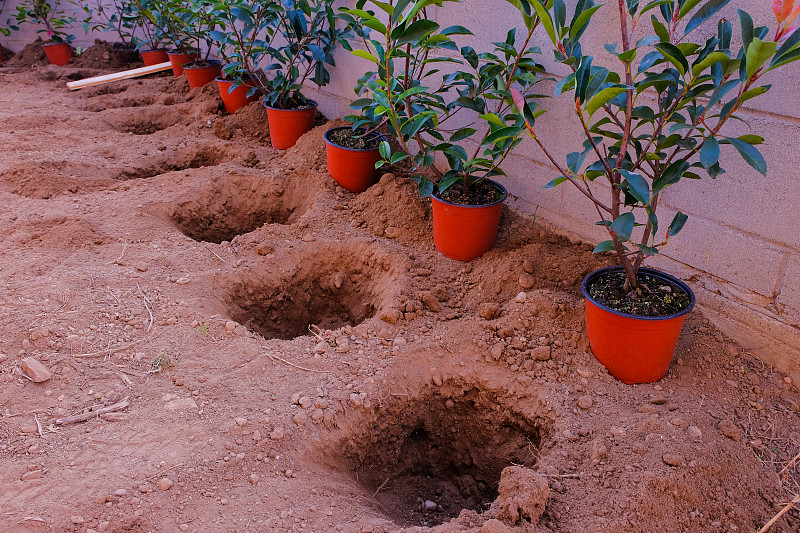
[66,62,173,91]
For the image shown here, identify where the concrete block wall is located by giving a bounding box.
[1,0,798,383]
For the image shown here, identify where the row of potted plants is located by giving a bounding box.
[6,0,799,386]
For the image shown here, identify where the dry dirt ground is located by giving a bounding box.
[0,44,799,533]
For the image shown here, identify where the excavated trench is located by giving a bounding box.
[330,383,549,527]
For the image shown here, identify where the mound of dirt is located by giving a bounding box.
[0,44,14,62]
[4,38,46,67]
[72,39,114,69]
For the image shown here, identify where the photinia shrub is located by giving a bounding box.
[510,0,800,290]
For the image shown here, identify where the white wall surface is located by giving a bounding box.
[1,0,798,383]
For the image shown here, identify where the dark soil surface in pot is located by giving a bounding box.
[0,65,796,533]
[327,127,382,150]
[436,179,504,206]
[588,269,691,316]
[184,59,220,69]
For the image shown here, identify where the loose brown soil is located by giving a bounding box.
[0,60,798,533]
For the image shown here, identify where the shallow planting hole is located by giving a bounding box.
[104,108,181,135]
[226,249,388,340]
[170,179,301,244]
[332,385,545,527]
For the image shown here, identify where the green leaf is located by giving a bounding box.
[736,134,764,144]
[691,51,729,77]
[725,136,767,175]
[610,212,635,241]
[652,160,691,194]
[685,0,732,35]
[529,0,557,45]
[378,141,391,159]
[651,16,670,42]
[450,127,477,142]
[593,240,616,253]
[351,49,379,64]
[619,169,651,204]
[745,37,777,79]
[586,86,629,116]
[479,113,507,128]
[417,176,434,197]
[740,85,769,103]
[441,25,472,35]
[394,18,438,46]
[738,9,754,51]
[666,211,688,237]
[677,0,704,19]
[655,42,689,75]
[636,244,660,256]
[699,136,719,168]
[482,126,519,145]
[543,177,568,188]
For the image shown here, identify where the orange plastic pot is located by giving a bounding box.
[43,42,73,66]
[430,180,507,261]
[140,48,168,66]
[582,267,695,384]
[166,50,198,76]
[216,77,259,114]
[264,100,317,150]
[323,127,385,193]
[184,60,222,89]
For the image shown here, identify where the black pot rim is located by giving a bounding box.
[42,41,70,48]
[141,48,167,53]
[215,76,257,85]
[430,178,508,209]
[323,126,385,152]
[183,58,222,70]
[581,266,696,321]
[263,99,318,112]
[166,49,199,56]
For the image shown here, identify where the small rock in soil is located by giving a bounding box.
[518,275,535,289]
[662,453,686,467]
[135,262,149,272]
[531,346,551,361]
[522,260,535,274]
[717,420,741,442]
[384,226,401,239]
[157,478,173,491]
[687,426,703,441]
[493,466,549,524]
[235,417,248,426]
[479,302,501,320]
[423,500,437,510]
[649,395,668,405]
[515,292,527,303]
[299,396,313,409]
[481,519,513,533]
[270,428,284,441]
[418,291,441,312]
[71,516,85,524]
[21,357,52,382]
[164,398,198,411]
[379,309,401,324]
[577,395,593,409]
[0,353,7,363]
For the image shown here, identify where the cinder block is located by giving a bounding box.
[662,114,800,250]
[655,208,784,297]
[777,255,800,314]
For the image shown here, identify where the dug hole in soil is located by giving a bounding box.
[0,51,799,533]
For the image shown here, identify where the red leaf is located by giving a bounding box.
[774,0,794,22]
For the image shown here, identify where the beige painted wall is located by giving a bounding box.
[2,0,798,383]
